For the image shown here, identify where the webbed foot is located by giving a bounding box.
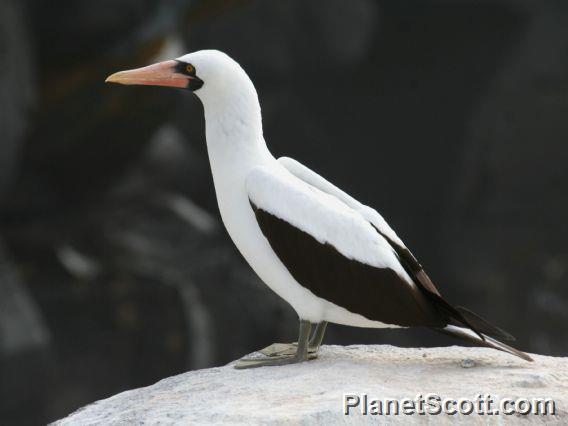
[234,320,317,369]
[258,321,328,357]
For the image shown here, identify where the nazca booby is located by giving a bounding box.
[106,50,532,367]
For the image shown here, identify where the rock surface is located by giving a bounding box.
[55,345,567,425]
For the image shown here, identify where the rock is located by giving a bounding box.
[460,358,476,369]
[55,345,567,424]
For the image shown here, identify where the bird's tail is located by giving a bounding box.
[435,324,534,362]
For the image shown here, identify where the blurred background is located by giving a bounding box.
[1,0,567,423]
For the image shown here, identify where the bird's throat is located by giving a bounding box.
[202,96,272,206]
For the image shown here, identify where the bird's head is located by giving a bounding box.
[107,50,262,139]
[105,50,253,104]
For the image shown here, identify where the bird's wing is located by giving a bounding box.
[277,156,441,295]
[246,165,446,328]
[276,156,514,341]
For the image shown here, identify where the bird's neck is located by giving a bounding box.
[202,87,273,192]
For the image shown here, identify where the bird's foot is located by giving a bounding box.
[259,342,319,357]
[258,321,327,358]
[234,320,319,369]
[234,352,312,369]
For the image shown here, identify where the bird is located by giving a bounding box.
[106,49,533,368]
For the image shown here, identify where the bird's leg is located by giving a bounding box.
[258,321,328,358]
[308,321,328,353]
[234,320,312,369]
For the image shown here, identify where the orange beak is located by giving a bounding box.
[105,60,190,89]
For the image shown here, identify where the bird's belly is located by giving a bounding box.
[219,198,325,321]
[218,196,398,328]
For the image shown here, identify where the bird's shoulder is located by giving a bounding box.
[246,162,405,273]
[276,156,406,248]
[274,156,444,295]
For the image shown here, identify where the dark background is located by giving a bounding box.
[1,0,567,424]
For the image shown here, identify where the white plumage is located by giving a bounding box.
[278,156,407,248]
[246,165,412,282]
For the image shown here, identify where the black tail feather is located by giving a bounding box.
[454,306,515,342]
[436,325,533,362]
[420,290,485,340]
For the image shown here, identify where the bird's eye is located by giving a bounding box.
[186,64,194,74]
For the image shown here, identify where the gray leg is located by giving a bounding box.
[308,321,328,352]
[234,320,312,369]
[259,321,328,358]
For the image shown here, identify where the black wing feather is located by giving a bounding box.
[250,202,447,328]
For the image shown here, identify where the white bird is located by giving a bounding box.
[106,50,532,367]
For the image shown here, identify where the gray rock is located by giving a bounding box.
[55,345,567,425]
